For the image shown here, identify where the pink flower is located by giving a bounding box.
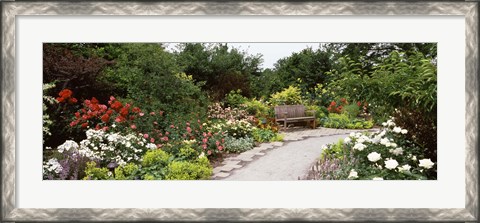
[150,138,155,143]
[216,141,220,146]
[202,144,207,150]
[165,132,170,135]
[170,125,175,128]
[218,146,223,151]
[203,138,208,143]
[222,138,225,143]
[186,127,192,133]
[153,121,158,125]
[139,112,145,117]
[130,124,137,129]
[162,136,169,142]
[207,150,212,155]
[157,144,162,148]
[203,132,207,137]
[186,122,190,126]
[208,132,212,137]
[143,134,149,139]
[150,112,155,115]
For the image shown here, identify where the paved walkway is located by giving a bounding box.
[212,127,376,180]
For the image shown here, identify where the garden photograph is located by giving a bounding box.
[42,42,437,180]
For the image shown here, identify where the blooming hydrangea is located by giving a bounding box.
[384,158,399,170]
[367,152,382,162]
[57,140,79,153]
[418,158,435,169]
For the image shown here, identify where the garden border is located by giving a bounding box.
[2,1,478,222]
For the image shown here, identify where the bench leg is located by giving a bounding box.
[284,120,287,129]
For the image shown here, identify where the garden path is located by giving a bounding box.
[213,127,378,180]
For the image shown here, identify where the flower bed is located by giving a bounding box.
[309,118,436,180]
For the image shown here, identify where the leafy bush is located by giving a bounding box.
[243,98,272,117]
[140,149,172,180]
[252,128,282,143]
[224,136,254,153]
[322,113,373,129]
[114,163,140,180]
[269,86,303,106]
[83,161,112,180]
[342,104,360,118]
[165,156,212,180]
[224,89,248,108]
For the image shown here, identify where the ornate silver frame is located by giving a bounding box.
[1,2,478,222]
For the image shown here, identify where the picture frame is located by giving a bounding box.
[1,1,478,222]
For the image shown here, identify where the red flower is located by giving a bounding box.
[81,122,88,128]
[132,107,141,113]
[58,89,73,98]
[68,98,78,104]
[70,120,79,127]
[110,101,123,111]
[91,97,99,104]
[120,107,129,117]
[101,114,110,123]
[115,116,125,123]
[74,112,81,118]
[357,101,362,107]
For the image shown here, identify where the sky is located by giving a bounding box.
[164,43,323,70]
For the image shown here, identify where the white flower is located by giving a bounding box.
[367,152,382,162]
[357,137,365,143]
[380,138,389,145]
[418,159,435,169]
[145,143,157,150]
[321,145,329,150]
[343,137,351,144]
[353,143,367,151]
[382,122,387,126]
[386,142,397,148]
[378,130,386,137]
[57,140,79,153]
[348,169,358,179]
[372,177,384,180]
[198,152,205,159]
[391,147,403,155]
[401,129,408,134]
[107,172,113,177]
[125,141,132,148]
[385,159,399,170]
[393,127,402,133]
[112,124,116,128]
[411,155,417,161]
[349,132,356,138]
[398,164,411,172]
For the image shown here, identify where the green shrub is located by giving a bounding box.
[270,86,303,106]
[252,128,282,143]
[342,104,360,118]
[320,139,347,160]
[165,157,212,180]
[243,98,272,117]
[83,161,112,180]
[225,89,247,108]
[140,149,172,180]
[114,163,139,180]
[322,113,372,129]
[224,136,254,153]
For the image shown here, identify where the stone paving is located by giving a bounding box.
[211,127,378,179]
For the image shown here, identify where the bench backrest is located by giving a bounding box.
[274,105,306,119]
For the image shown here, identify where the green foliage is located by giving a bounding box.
[114,163,140,180]
[269,86,303,106]
[176,43,263,101]
[243,98,272,117]
[83,161,112,180]
[252,128,282,143]
[320,139,346,160]
[273,47,334,94]
[224,136,254,153]
[322,113,373,129]
[342,104,360,118]
[103,43,208,115]
[224,89,248,108]
[140,149,172,180]
[165,157,212,180]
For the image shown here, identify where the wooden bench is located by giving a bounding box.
[274,105,316,129]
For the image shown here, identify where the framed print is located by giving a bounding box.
[1,1,478,222]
